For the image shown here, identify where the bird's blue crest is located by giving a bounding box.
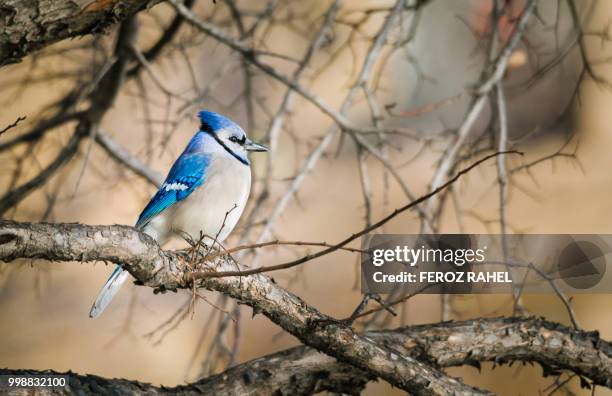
[198,110,241,134]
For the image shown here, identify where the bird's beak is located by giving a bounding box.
[245,139,268,152]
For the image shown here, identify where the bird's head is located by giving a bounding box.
[198,110,268,164]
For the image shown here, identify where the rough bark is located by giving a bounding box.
[0,0,153,66]
[379,317,612,388]
[2,222,611,393]
[0,220,490,395]
[0,346,371,396]
[3,222,612,392]
[2,317,610,395]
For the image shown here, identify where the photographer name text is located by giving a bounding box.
[372,271,512,283]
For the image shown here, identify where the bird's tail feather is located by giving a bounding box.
[89,266,129,318]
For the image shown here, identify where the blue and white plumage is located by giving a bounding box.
[89,110,267,318]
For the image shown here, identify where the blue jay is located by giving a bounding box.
[89,110,268,318]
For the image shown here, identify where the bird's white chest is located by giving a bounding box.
[170,155,251,243]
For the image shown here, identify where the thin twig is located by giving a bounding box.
[0,116,26,136]
[196,150,523,278]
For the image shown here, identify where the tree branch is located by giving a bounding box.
[95,129,163,187]
[0,131,83,216]
[2,317,610,395]
[0,115,25,136]
[0,344,371,395]
[0,16,138,216]
[0,220,489,395]
[197,151,522,278]
[0,0,155,67]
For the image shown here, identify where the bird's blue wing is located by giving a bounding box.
[136,152,211,229]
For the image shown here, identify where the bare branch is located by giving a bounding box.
[0,0,155,67]
[426,0,538,219]
[168,0,420,138]
[0,16,139,215]
[1,317,610,395]
[0,131,83,216]
[95,129,163,187]
[0,355,368,396]
[198,151,522,278]
[0,220,489,395]
[0,115,25,136]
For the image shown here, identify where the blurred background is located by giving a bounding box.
[0,0,611,394]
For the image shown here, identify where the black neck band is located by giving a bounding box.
[201,122,248,166]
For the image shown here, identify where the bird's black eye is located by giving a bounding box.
[229,135,246,145]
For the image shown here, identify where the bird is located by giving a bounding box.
[89,110,268,318]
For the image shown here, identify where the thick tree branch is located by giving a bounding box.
[0,0,154,67]
[0,345,371,396]
[381,317,612,388]
[2,317,610,395]
[2,221,612,392]
[0,220,489,395]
